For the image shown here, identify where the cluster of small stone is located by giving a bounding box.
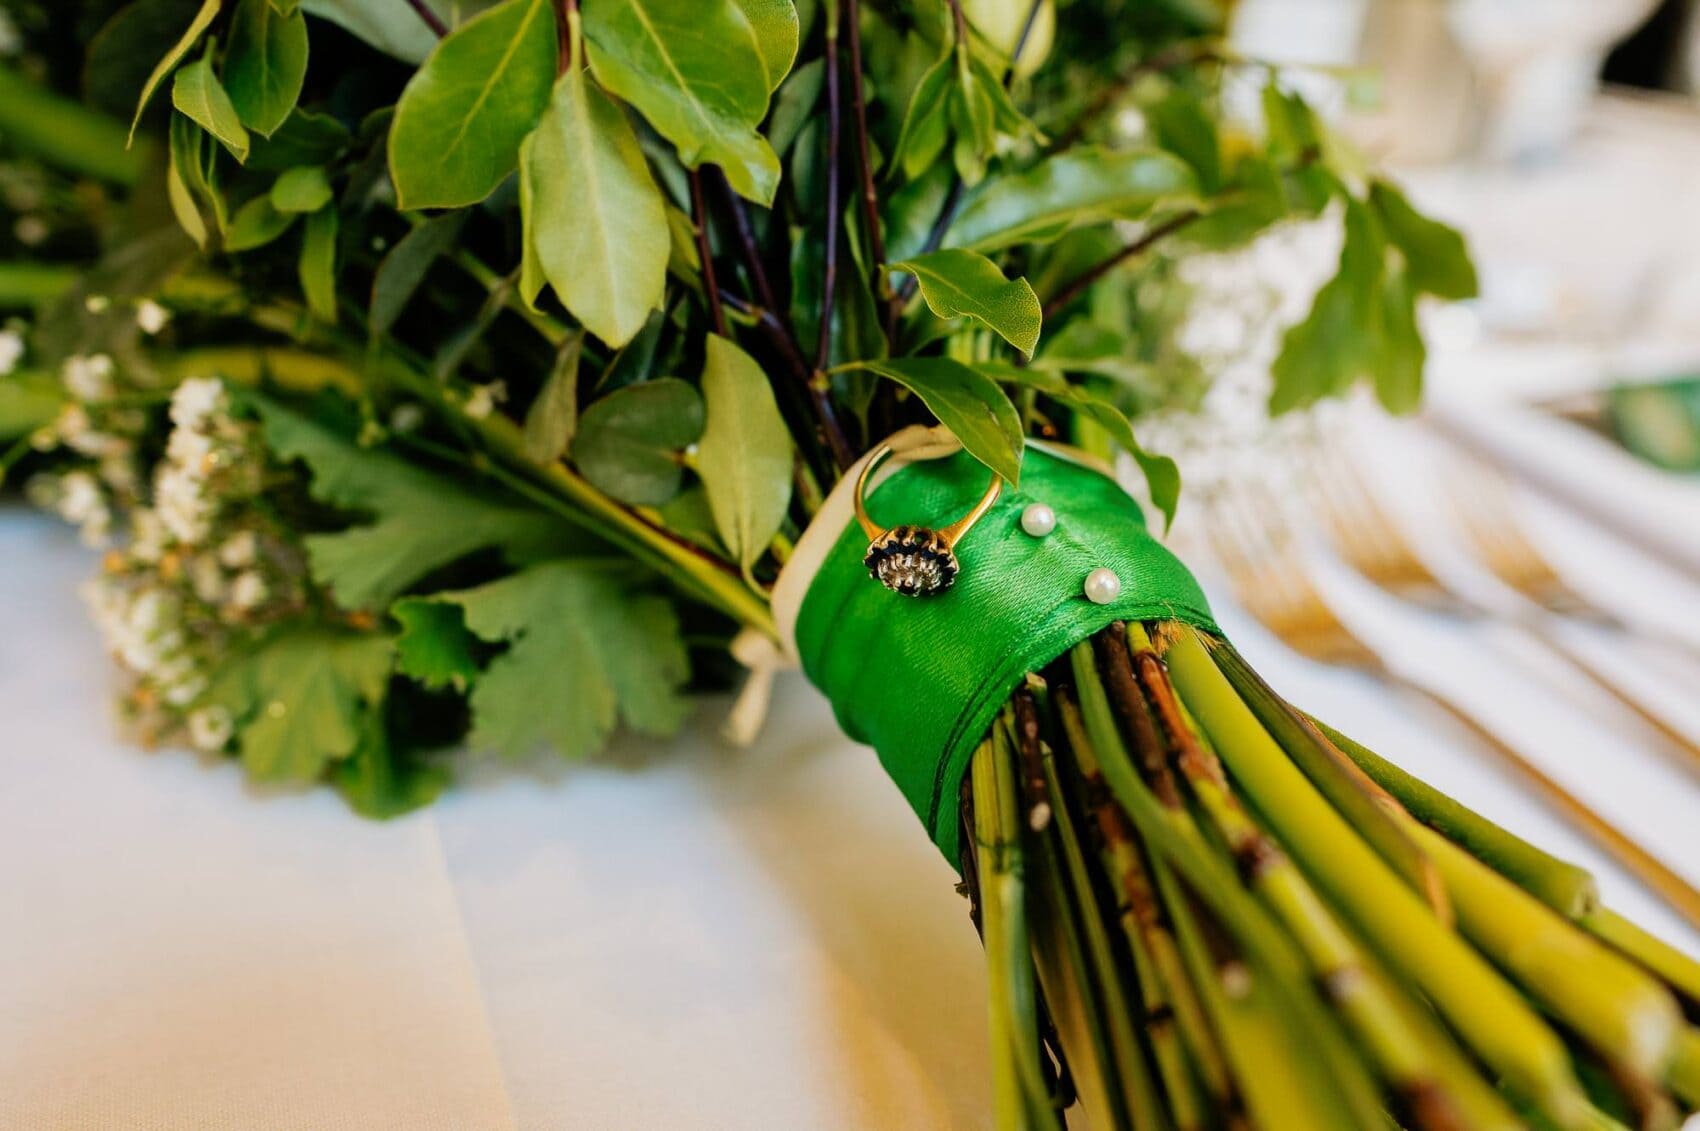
[863,502,1125,606]
[863,525,960,596]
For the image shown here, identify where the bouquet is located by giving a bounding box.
[2,0,1697,1126]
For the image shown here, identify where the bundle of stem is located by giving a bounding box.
[961,621,1700,1131]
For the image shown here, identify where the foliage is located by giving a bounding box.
[0,0,1474,811]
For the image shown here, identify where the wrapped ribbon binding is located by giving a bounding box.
[771,436,1700,1131]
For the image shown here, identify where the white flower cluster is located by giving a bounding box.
[82,578,205,710]
[50,469,112,547]
[28,353,315,754]
[0,327,23,376]
[155,377,233,545]
[31,352,151,544]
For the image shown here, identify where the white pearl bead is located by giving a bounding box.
[1020,502,1056,537]
[1083,567,1121,605]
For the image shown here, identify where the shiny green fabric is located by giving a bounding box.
[794,447,1217,866]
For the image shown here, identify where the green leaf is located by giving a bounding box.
[891,51,952,181]
[730,0,799,94]
[985,362,1180,528]
[387,0,558,209]
[129,0,221,142]
[572,378,705,505]
[523,331,584,463]
[696,334,792,575]
[205,627,393,782]
[270,164,332,212]
[172,48,250,162]
[656,485,727,555]
[223,194,295,251]
[949,147,1196,252]
[428,562,691,759]
[521,67,671,347]
[393,599,480,691]
[166,114,213,248]
[1261,83,1334,215]
[1146,86,1221,194]
[766,57,822,159]
[297,206,338,322]
[247,108,351,171]
[1373,262,1425,415]
[1269,197,1385,415]
[223,0,308,137]
[583,0,782,203]
[849,357,1023,485]
[300,0,435,62]
[332,715,449,820]
[947,54,1032,186]
[253,397,583,608]
[369,213,467,337]
[1368,180,1477,301]
[86,0,205,125]
[0,369,65,442]
[890,249,1042,356]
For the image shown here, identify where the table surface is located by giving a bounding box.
[5,100,1700,1131]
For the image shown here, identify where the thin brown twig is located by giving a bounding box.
[721,288,855,470]
[689,169,728,337]
[551,0,577,75]
[1040,209,1201,320]
[719,290,809,383]
[403,0,449,38]
[815,1,844,375]
[1048,41,1223,154]
[845,0,895,349]
[944,0,970,46]
[893,1,1039,305]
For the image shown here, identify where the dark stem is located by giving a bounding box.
[892,3,1035,305]
[721,289,856,472]
[719,289,809,385]
[717,173,785,328]
[944,0,970,47]
[893,179,965,306]
[689,169,728,338]
[1048,42,1222,154]
[551,0,576,75]
[709,175,839,466]
[845,0,895,349]
[403,0,449,38]
[1010,0,1045,66]
[815,1,844,375]
[1040,209,1201,320]
[1095,624,1184,809]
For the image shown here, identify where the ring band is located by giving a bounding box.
[853,443,1002,596]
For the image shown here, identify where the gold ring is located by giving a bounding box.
[853,443,1002,596]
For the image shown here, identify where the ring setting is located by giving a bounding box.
[853,443,1003,597]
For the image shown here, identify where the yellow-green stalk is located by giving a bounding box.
[1668,1029,1700,1109]
[1008,692,1163,1131]
[1069,643,1386,1129]
[1161,625,1592,1127]
[1056,690,1232,1118]
[1581,908,1700,1006]
[1127,624,1490,1128]
[1212,642,1449,920]
[1409,822,1680,1080]
[1308,715,1599,919]
[972,732,1062,1131]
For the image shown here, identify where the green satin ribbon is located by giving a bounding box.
[794,447,1217,865]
